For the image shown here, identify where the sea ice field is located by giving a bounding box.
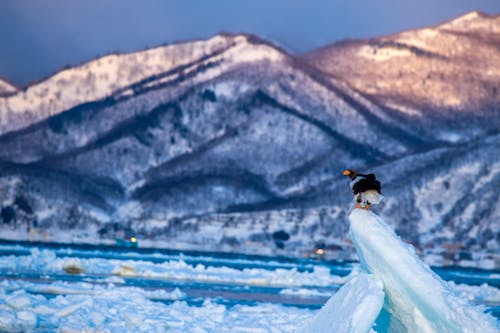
[0,240,498,332]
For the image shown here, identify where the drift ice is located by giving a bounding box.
[303,210,498,332]
[349,209,498,332]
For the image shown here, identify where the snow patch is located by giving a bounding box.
[437,131,464,143]
[384,100,422,116]
[472,163,500,192]
[212,81,252,100]
[357,45,412,62]
[0,79,18,95]
[395,29,440,51]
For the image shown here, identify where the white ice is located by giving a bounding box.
[302,272,384,333]
[0,280,313,332]
[0,212,499,332]
[0,240,498,332]
[0,247,345,288]
[349,209,499,333]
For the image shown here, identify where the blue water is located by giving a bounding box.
[0,239,498,318]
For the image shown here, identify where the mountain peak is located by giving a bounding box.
[438,10,500,33]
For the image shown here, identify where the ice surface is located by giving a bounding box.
[0,248,345,288]
[0,280,314,332]
[0,239,498,331]
[302,272,384,333]
[449,282,500,304]
[349,209,499,333]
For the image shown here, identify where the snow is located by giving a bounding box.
[0,34,230,113]
[349,209,498,332]
[450,282,500,304]
[472,163,500,192]
[212,81,252,101]
[414,163,481,236]
[383,100,422,116]
[224,35,284,63]
[391,12,499,56]
[436,131,464,143]
[0,79,18,95]
[302,272,384,333]
[393,29,440,53]
[440,11,500,34]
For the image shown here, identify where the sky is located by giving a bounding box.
[0,0,499,87]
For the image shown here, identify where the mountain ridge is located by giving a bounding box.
[302,11,500,121]
[0,33,289,135]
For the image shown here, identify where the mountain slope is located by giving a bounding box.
[153,134,499,266]
[0,35,280,134]
[303,11,500,142]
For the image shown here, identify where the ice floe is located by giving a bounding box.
[349,209,498,332]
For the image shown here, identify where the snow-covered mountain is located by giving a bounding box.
[0,12,498,268]
[303,11,500,143]
[0,35,280,134]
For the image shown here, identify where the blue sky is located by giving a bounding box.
[1,0,499,87]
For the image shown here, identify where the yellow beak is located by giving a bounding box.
[343,170,351,176]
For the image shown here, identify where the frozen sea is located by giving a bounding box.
[0,240,498,332]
